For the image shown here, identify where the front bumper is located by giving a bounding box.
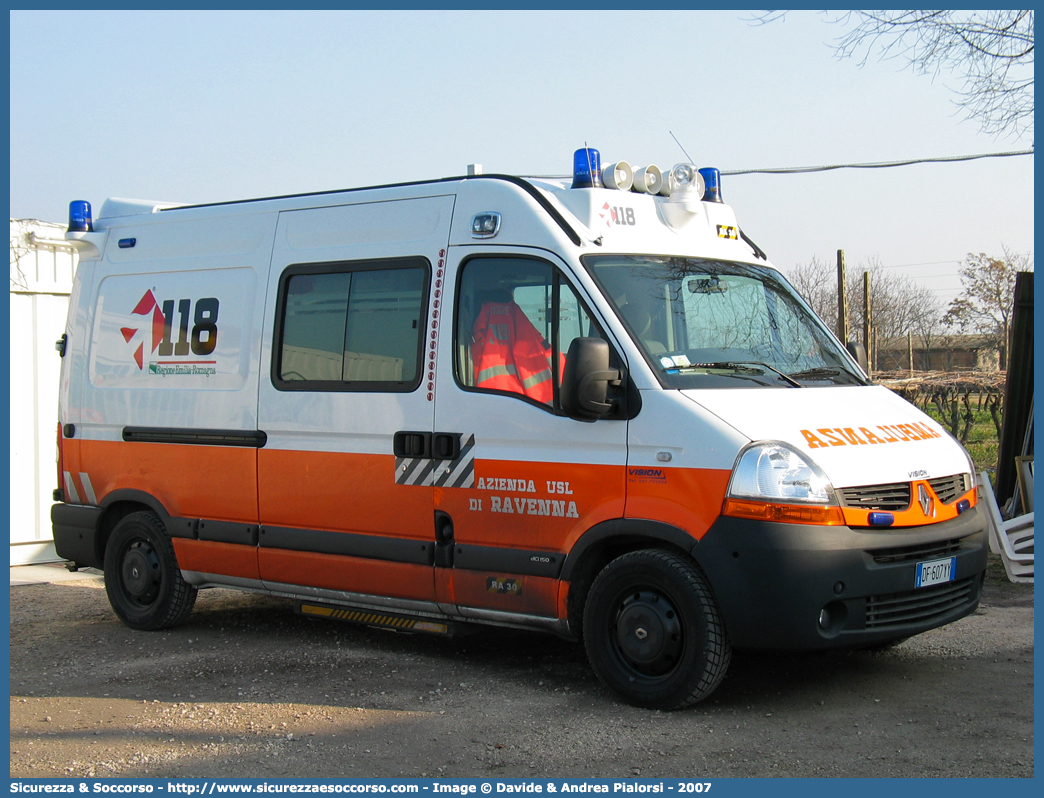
[692,504,988,651]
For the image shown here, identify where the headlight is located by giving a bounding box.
[729,442,836,505]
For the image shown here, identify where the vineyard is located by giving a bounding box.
[876,371,1006,471]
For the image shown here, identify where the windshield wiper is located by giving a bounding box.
[787,367,860,384]
[684,361,802,388]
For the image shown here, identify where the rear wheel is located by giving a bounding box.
[583,549,731,709]
[104,511,197,630]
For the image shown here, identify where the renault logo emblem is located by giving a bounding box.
[918,484,936,518]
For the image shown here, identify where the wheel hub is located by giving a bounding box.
[121,541,160,604]
[614,590,683,677]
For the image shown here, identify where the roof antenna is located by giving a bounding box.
[669,131,694,163]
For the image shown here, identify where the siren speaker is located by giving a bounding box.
[658,171,676,196]
[601,161,633,191]
[632,165,662,194]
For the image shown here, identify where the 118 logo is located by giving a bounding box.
[124,290,220,370]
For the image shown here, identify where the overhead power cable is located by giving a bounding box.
[721,149,1033,176]
[524,148,1032,180]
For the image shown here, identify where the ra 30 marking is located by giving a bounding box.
[486,577,521,595]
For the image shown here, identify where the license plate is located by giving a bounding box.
[915,556,957,588]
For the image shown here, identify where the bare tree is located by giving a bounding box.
[943,247,1033,369]
[854,257,945,343]
[908,287,947,355]
[783,255,837,329]
[753,11,1034,140]
[784,256,946,365]
[10,219,35,291]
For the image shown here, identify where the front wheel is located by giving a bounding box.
[583,549,731,709]
[104,511,197,630]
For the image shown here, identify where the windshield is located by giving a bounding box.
[583,255,866,389]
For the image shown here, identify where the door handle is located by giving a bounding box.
[434,510,454,568]
[432,432,461,460]
[393,431,431,458]
[394,431,462,460]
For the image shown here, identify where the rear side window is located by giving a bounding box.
[273,258,429,392]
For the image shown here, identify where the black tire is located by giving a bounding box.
[583,549,731,710]
[103,511,197,631]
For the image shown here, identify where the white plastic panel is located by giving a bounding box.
[9,292,69,559]
[282,196,452,253]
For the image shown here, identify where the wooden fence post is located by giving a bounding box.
[836,249,848,343]
[863,271,872,371]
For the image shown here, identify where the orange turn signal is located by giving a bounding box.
[723,498,846,526]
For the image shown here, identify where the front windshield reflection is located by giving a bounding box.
[583,255,865,389]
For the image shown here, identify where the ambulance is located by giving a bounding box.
[51,148,988,709]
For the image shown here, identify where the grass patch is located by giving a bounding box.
[919,401,999,473]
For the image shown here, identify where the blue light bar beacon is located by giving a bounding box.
[571,147,603,189]
[68,200,94,232]
[699,168,723,203]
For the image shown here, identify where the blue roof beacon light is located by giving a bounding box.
[68,200,94,232]
[699,167,723,203]
[571,148,603,189]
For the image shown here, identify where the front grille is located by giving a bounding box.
[838,472,971,511]
[865,576,977,629]
[838,482,911,511]
[928,473,971,504]
[871,538,963,565]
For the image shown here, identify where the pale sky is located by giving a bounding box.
[9,10,1034,309]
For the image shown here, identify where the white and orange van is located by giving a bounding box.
[52,149,988,709]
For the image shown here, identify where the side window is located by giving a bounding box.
[558,281,599,359]
[455,257,601,409]
[274,259,428,391]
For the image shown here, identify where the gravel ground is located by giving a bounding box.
[9,558,1033,779]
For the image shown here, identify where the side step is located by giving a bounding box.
[294,601,464,636]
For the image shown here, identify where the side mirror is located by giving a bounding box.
[846,340,869,375]
[561,338,620,420]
